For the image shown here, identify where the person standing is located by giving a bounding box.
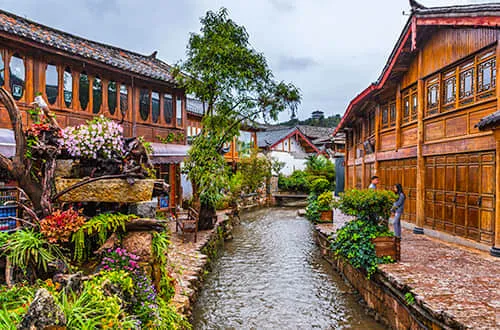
[368,176,379,189]
[392,183,406,238]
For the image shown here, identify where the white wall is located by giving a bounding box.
[269,151,307,176]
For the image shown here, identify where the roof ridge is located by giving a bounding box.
[0,8,157,61]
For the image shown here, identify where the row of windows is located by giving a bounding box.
[426,48,496,116]
[0,50,183,126]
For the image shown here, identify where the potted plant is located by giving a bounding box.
[317,191,333,222]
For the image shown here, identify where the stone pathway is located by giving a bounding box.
[317,209,500,329]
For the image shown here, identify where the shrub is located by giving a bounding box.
[310,178,330,195]
[317,191,333,211]
[305,194,320,222]
[40,208,85,244]
[239,151,271,193]
[331,219,394,278]
[278,170,310,193]
[333,189,397,225]
[305,155,335,189]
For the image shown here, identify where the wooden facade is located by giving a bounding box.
[0,9,187,208]
[336,2,500,255]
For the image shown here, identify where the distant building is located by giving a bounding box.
[311,110,324,120]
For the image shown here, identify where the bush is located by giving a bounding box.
[331,219,393,278]
[317,191,333,211]
[239,151,271,193]
[310,178,330,195]
[305,155,335,189]
[40,208,85,244]
[278,170,310,193]
[333,189,397,225]
[305,194,320,222]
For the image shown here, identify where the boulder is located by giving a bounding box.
[18,288,66,330]
[121,231,153,261]
[128,201,157,218]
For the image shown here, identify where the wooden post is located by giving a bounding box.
[414,79,425,234]
[374,104,380,175]
[492,130,500,256]
[395,84,402,150]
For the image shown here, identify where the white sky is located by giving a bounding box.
[1,0,497,121]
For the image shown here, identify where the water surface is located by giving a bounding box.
[192,208,383,329]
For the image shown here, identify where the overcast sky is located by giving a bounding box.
[1,0,496,121]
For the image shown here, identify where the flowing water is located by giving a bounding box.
[192,208,383,329]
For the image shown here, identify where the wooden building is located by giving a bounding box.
[0,9,187,208]
[335,1,500,256]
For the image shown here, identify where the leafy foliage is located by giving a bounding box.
[317,191,333,212]
[310,178,330,195]
[305,155,335,190]
[305,194,320,222]
[330,219,394,278]
[278,170,311,193]
[40,208,85,244]
[280,114,342,128]
[333,189,397,225]
[101,248,140,273]
[238,151,272,194]
[0,229,66,272]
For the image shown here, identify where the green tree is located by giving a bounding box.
[175,8,300,229]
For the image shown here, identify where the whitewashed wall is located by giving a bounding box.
[269,151,307,176]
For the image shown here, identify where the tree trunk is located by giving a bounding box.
[198,201,216,230]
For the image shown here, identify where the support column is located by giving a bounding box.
[492,131,500,257]
[344,130,349,189]
[395,84,402,150]
[374,104,381,175]
[414,79,425,235]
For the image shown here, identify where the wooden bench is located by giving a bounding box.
[175,207,199,243]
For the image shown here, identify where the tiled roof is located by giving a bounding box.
[476,110,500,131]
[186,98,205,116]
[297,125,334,139]
[0,9,176,85]
[257,127,295,148]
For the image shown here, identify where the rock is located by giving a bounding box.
[128,201,157,218]
[18,288,66,330]
[122,231,153,261]
[54,178,155,203]
[55,159,74,178]
[297,209,306,216]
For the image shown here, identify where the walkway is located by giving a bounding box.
[317,211,500,329]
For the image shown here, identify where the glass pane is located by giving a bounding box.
[45,64,58,105]
[9,54,25,100]
[120,84,128,116]
[108,81,117,115]
[382,108,388,124]
[163,94,173,124]
[389,103,396,124]
[139,88,150,121]
[63,67,72,107]
[92,77,102,114]
[176,97,182,126]
[412,94,417,116]
[460,69,473,98]
[404,97,409,118]
[0,53,4,86]
[481,63,492,91]
[152,91,160,123]
[444,77,456,104]
[79,72,89,110]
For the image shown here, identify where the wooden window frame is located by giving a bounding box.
[119,83,129,120]
[410,86,417,122]
[8,52,27,103]
[477,49,496,99]
[425,76,440,116]
[442,70,456,112]
[44,62,60,107]
[62,66,73,109]
[402,90,410,124]
[139,87,151,123]
[389,100,396,127]
[381,103,389,129]
[459,61,474,107]
[368,110,375,137]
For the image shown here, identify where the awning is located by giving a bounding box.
[150,142,190,164]
[0,129,15,158]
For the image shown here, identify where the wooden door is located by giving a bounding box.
[424,152,495,245]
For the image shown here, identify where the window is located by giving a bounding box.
[0,52,4,86]
[108,81,117,115]
[368,110,375,136]
[381,104,389,129]
[459,62,474,104]
[478,58,496,94]
[139,88,150,121]
[9,54,25,101]
[119,84,128,116]
[411,92,417,121]
[79,72,89,110]
[92,77,102,114]
[176,96,183,126]
[152,91,160,123]
[63,67,72,107]
[389,101,396,127]
[163,94,173,124]
[45,64,58,105]
[426,77,439,115]
[442,71,456,111]
[402,93,410,123]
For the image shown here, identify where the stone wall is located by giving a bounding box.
[314,229,449,330]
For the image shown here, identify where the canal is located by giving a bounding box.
[192,208,383,329]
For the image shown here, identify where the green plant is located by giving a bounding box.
[137,136,153,155]
[101,248,140,272]
[305,194,320,222]
[176,132,185,142]
[333,189,397,225]
[152,231,170,266]
[305,155,335,189]
[310,178,330,195]
[72,213,138,262]
[331,219,394,278]
[317,191,333,211]
[238,150,271,194]
[1,229,66,273]
[40,208,86,244]
[405,292,415,305]
[278,170,310,193]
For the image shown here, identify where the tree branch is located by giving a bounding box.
[0,88,26,161]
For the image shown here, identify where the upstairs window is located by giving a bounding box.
[9,54,25,101]
[402,93,410,124]
[108,81,117,115]
[163,93,173,124]
[368,110,375,136]
[389,101,396,127]
[459,62,474,105]
[79,72,89,110]
[45,64,58,105]
[411,91,417,121]
[478,54,496,96]
[426,77,439,116]
[92,77,102,114]
[152,91,160,123]
[139,88,150,121]
[442,70,456,112]
[120,84,128,116]
[0,52,5,86]
[381,104,389,129]
[63,67,72,107]
[176,96,183,126]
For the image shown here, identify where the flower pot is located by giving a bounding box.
[319,210,333,222]
[372,236,400,261]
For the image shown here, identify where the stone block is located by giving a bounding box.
[128,201,157,218]
[122,231,153,261]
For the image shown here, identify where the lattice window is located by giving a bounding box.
[381,104,389,129]
[459,62,474,105]
[411,87,417,121]
[389,101,396,127]
[426,77,439,116]
[478,57,496,94]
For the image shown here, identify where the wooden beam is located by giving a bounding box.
[491,40,500,256]
[415,78,425,235]
[416,16,500,28]
[395,84,402,150]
